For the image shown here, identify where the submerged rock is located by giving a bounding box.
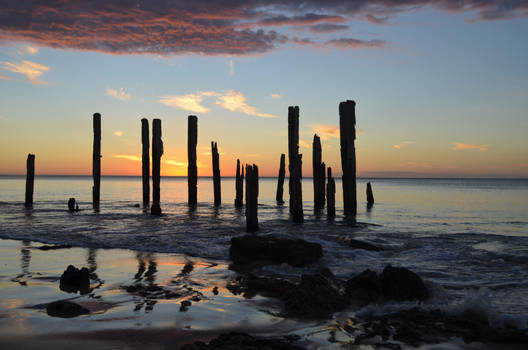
[343,238,381,251]
[181,331,305,350]
[229,235,322,267]
[60,265,90,294]
[46,300,89,318]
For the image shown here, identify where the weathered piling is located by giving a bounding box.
[92,113,101,211]
[68,198,76,212]
[188,115,198,208]
[367,182,375,207]
[24,154,35,207]
[276,153,285,205]
[151,119,163,215]
[234,159,244,207]
[245,164,259,232]
[312,134,326,210]
[327,167,335,219]
[141,118,150,208]
[339,100,357,216]
[288,106,303,223]
[211,141,221,207]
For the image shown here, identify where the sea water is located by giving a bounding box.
[1,176,527,327]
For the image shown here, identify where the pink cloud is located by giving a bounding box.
[453,142,490,151]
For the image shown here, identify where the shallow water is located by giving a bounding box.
[1,176,527,330]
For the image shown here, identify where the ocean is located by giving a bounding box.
[1,175,527,329]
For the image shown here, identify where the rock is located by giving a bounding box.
[181,331,305,350]
[381,265,428,301]
[59,265,90,294]
[229,235,322,267]
[346,269,383,305]
[180,300,191,312]
[68,198,76,212]
[346,265,428,303]
[344,238,381,251]
[35,244,72,250]
[46,300,89,318]
[283,268,348,318]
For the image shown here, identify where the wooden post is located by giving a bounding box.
[327,167,335,219]
[275,153,285,205]
[92,113,101,211]
[339,100,357,216]
[312,134,326,210]
[188,115,198,207]
[367,182,374,207]
[288,106,303,223]
[151,119,163,215]
[141,118,150,208]
[245,164,259,232]
[24,154,35,207]
[234,159,244,207]
[211,141,221,207]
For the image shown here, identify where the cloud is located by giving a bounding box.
[309,23,350,33]
[106,87,130,101]
[453,142,490,151]
[115,155,142,162]
[216,90,277,118]
[1,60,49,84]
[228,59,234,75]
[160,90,276,118]
[159,92,210,113]
[325,38,387,49]
[364,14,390,24]
[114,130,123,137]
[25,46,39,54]
[1,1,522,56]
[393,141,415,149]
[271,93,281,99]
[0,74,12,80]
[299,139,311,148]
[310,124,339,140]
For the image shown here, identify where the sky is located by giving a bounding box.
[0,0,527,178]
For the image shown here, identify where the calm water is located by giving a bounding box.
[1,176,527,327]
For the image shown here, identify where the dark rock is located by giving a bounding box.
[60,265,90,294]
[346,265,428,303]
[180,331,305,350]
[283,268,348,318]
[46,300,89,318]
[381,265,428,301]
[229,235,322,267]
[346,269,383,304]
[212,286,218,295]
[68,198,76,212]
[180,300,192,312]
[344,238,381,251]
[35,244,72,250]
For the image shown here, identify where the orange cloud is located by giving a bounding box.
[393,141,415,149]
[310,124,339,140]
[159,93,210,113]
[1,60,49,85]
[215,90,276,118]
[271,93,281,99]
[453,142,490,151]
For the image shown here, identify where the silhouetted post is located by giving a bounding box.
[211,141,221,207]
[92,113,101,211]
[312,134,326,210]
[245,164,259,232]
[24,154,35,207]
[276,154,285,205]
[339,100,357,216]
[68,198,76,212]
[288,106,303,223]
[234,159,244,207]
[327,167,335,219]
[141,118,150,208]
[188,115,198,208]
[366,182,374,207]
[151,119,163,215]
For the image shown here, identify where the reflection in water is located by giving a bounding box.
[21,240,31,276]
[132,252,158,312]
[87,248,98,279]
